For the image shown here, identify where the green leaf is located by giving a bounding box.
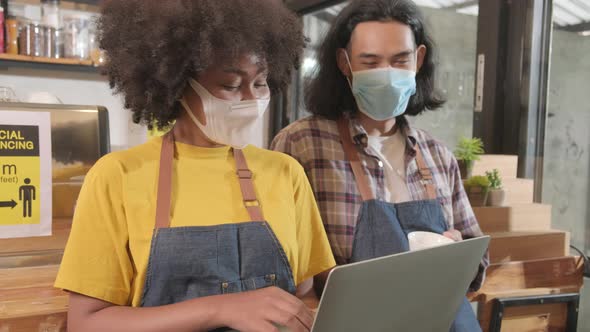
[454,137,485,162]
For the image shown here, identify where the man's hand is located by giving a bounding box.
[443,229,463,242]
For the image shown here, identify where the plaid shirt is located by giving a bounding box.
[271,114,489,291]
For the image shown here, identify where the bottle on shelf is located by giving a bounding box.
[0,6,5,54]
[6,16,19,54]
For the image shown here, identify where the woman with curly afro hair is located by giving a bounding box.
[54,1,336,331]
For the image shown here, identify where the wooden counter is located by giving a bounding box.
[0,218,72,256]
[0,265,68,332]
[0,218,71,331]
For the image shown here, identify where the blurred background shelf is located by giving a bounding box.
[0,54,100,73]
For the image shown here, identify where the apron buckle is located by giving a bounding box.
[237,169,253,179]
[244,199,260,207]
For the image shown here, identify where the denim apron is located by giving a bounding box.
[140,133,297,328]
[337,118,481,332]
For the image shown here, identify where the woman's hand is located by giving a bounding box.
[217,286,314,332]
[67,287,312,332]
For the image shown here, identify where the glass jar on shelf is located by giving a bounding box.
[6,16,19,55]
[17,19,30,55]
[44,26,64,58]
[18,21,46,57]
[63,15,90,60]
[87,20,106,66]
[88,22,99,63]
[31,22,46,57]
[41,0,61,29]
[53,28,65,58]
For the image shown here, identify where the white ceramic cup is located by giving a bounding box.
[407,231,455,251]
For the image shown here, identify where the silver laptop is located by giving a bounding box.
[310,236,490,332]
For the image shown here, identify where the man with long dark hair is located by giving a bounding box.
[272,0,488,330]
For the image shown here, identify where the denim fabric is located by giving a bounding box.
[141,221,296,308]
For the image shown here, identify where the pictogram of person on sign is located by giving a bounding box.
[19,178,36,218]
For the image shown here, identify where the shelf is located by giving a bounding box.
[0,54,94,66]
[66,0,101,4]
[0,53,100,73]
[10,0,101,13]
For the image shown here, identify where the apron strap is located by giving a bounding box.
[413,144,438,200]
[154,132,264,230]
[233,149,264,221]
[337,117,376,201]
[155,132,175,229]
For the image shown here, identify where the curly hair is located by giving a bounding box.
[99,0,305,130]
[306,0,445,120]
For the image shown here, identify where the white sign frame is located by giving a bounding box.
[0,111,52,239]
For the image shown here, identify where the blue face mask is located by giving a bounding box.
[345,53,417,121]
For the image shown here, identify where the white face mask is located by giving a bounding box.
[180,78,270,148]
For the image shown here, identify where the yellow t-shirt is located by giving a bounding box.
[55,137,335,307]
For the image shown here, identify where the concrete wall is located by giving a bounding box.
[542,28,590,253]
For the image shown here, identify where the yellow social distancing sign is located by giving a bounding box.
[0,111,52,239]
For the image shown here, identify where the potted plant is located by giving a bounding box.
[454,137,485,179]
[486,169,506,207]
[464,175,490,207]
